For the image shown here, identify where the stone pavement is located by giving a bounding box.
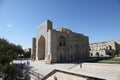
[13,60,120,80]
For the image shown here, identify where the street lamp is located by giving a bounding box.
[80,52,82,68]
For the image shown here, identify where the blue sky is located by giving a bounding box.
[0,0,120,49]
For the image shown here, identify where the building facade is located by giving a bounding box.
[31,20,89,63]
[89,41,118,57]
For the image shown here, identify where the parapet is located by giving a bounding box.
[56,27,72,33]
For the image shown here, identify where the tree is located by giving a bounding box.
[0,38,24,80]
[0,38,12,65]
[108,49,119,57]
[0,38,24,65]
[0,55,11,65]
[96,52,100,57]
[111,50,116,57]
[15,45,24,57]
[23,51,31,58]
[90,53,93,57]
[2,65,17,80]
[115,50,120,57]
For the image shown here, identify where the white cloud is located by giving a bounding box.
[7,24,13,28]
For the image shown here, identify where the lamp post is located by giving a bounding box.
[80,52,82,68]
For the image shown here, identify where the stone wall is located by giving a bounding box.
[82,63,120,72]
[32,20,89,63]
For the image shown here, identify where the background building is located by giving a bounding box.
[24,48,31,52]
[31,20,89,63]
[89,40,120,57]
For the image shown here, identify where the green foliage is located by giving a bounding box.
[2,65,17,80]
[96,52,99,57]
[0,65,3,72]
[0,38,25,80]
[98,58,120,64]
[108,49,120,57]
[115,50,120,57]
[23,51,31,58]
[0,55,12,65]
[90,53,93,56]
[111,50,116,57]
[0,38,24,65]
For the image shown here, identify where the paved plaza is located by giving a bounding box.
[14,60,120,80]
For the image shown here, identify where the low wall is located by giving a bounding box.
[82,63,120,72]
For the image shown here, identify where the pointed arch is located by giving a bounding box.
[38,35,45,60]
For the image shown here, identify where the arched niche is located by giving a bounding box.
[38,36,45,60]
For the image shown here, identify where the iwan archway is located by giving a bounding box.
[38,36,45,60]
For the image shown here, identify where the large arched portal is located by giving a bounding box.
[38,36,45,60]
